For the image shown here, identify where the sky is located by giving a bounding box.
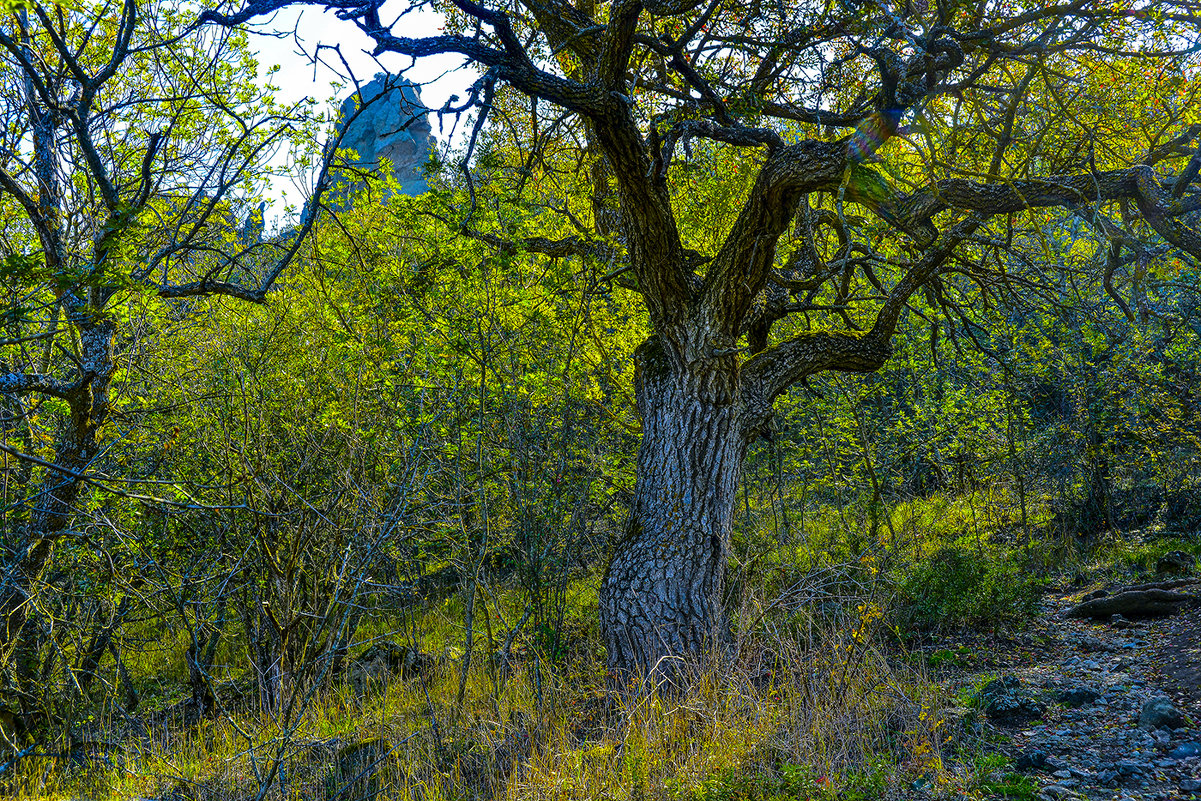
[245,4,475,216]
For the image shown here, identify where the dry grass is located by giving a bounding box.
[2,599,956,801]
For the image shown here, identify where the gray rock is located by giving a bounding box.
[988,696,1047,725]
[1182,778,1201,793]
[331,74,435,201]
[1139,697,1186,730]
[1017,749,1051,772]
[1171,742,1201,759]
[1057,687,1102,708]
[974,676,1046,725]
[349,641,438,689]
[1079,635,1112,653]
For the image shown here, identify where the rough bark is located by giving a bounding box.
[599,337,746,684]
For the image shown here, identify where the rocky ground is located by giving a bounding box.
[938,581,1201,800]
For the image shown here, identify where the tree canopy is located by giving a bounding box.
[190,0,1201,678]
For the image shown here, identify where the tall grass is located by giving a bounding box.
[4,600,948,801]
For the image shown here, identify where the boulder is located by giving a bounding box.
[1016,748,1051,772]
[1056,686,1102,708]
[1170,742,1201,759]
[353,641,436,679]
[1065,588,1196,619]
[1139,696,1186,730]
[1077,635,1112,653]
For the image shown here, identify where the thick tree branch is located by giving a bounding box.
[740,216,982,414]
[694,140,846,351]
[885,167,1201,257]
[0,372,77,399]
[596,0,640,90]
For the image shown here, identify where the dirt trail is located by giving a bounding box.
[934,591,1201,800]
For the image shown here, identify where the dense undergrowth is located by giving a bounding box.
[6,591,941,800]
[5,483,1199,801]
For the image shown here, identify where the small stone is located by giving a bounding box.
[1017,749,1051,772]
[1171,742,1201,759]
[1079,635,1112,653]
[1057,687,1101,708]
[1140,697,1186,730]
[1053,769,1072,779]
[1181,778,1201,793]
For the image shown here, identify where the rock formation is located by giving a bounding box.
[330,74,434,201]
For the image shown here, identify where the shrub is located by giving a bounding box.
[895,546,1043,631]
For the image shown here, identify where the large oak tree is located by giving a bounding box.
[201,0,1201,681]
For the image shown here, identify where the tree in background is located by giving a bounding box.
[0,0,322,728]
[197,0,1201,682]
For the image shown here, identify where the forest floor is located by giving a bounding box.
[926,584,1201,801]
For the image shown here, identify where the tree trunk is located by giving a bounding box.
[599,337,747,684]
[1,312,115,723]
